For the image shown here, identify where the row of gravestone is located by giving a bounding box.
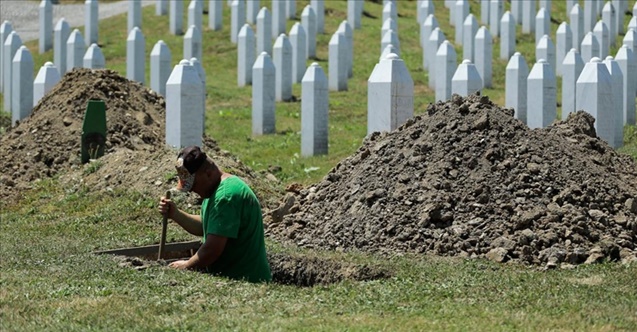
[3,0,636,152]
[415,1,637,148]
[1,0,415,158]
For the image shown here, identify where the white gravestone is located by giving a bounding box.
[189,57,206,123]
[382,18,397,46]
[581,32,600,63]
[329,31,347,91]
[422,14,438,56]
[247,0,260,24]
[435,40,457,102]
[505,52,529,123]
[311,0,324,34]
[170,0,183,35]
[231,0,246,44]
[39,0,53,54]
[126,27,145,84]
[455,0,469,45]
[539,0,551,14]
[257,7,272,55]
[367,53,414,134]
[381,29,400,58]
[273,33,293,101]
[624,29,637,55]
[561,48,584,120]
[3,31,21,115]
[66,29,85,72]
[584,1,596,34]
[83,43,105,69]
[11,46,34,126]
[475,26,493,88]
[301,5,317,59]
[629,17,637,36]
[85,0,99,45]
[420,14,439,51]
[382,2,397,26]
[463,14,478,62]
[566,0,577,13]
[556,22,573,76]
[615,45,636,125]
[184,25,202,61]
[602,2,616,47]
[634,2,637,17]
[603,56,624,148]
[150,40,171,97]
[301,62,329,156]
[535,7,549,46]
[166,59,204,148]
[156,0,168,16]
[522,0,535,34]
[481,0,490,25]
[209,0,222,31]
[570,4,583,51]
[272,0,286,38]
[33,62,60,106]
[489,0,502,37]
[290,22,307,84]
[593,21,609,59]
[188,0,203,33]
[128,0,142,33]
[451,59,482,97]
[348,0,363,29]
[576,57,614,147]
[287,0,296,19]
[536,35,556,75]
[54,19,69,75]
[527,59,556,129]
[418,0,434,25]
[500,11,515,60]
[449,0,455,26]
[337,21,353,78]
[381,43,398,61]
[427,28,446,89]
[252,52,276,135]
[613,0,624,35]
[0,21,14,93]
[238,24,256,87]
[510,0,521,25]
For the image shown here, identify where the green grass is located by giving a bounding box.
[1,1,637,330]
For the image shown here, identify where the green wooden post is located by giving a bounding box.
[81,99,107,164]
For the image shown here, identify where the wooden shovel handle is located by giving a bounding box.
[158,190,171,260]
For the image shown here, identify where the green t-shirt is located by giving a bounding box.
[200,176,271,283]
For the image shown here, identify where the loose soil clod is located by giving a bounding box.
[265,93,637,267]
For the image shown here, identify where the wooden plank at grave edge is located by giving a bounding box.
[94,240,201,256]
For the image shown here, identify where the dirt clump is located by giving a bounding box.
[266,94,637,267]
[0,68,282,207]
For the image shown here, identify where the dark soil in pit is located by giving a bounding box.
[99,243,390,286]
[266,93,637,268]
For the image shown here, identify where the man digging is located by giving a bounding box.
[157,146,271,283]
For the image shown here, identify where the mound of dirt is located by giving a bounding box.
[0,68,281,207]
[266,94,637,267]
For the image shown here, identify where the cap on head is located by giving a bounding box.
[175,146,207,192]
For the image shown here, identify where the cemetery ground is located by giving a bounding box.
[1,0,637,330]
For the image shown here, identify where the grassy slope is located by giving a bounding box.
[1,1,637,331]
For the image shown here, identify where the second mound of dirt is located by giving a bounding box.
[266,94,637,266]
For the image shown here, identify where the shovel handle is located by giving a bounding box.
[158,190,171,260]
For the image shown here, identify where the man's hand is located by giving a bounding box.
[168,260,190,270]
[158,196,177,219]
